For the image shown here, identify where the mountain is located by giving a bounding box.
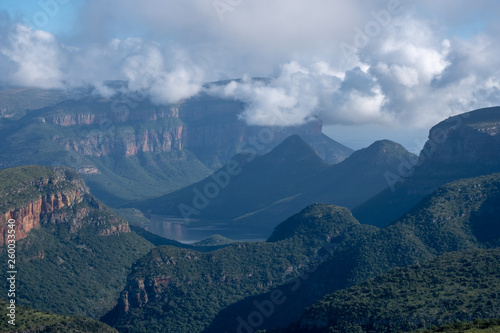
[0,85,352,206]
[353,107,500,227]
[0,166,154,319]
[0,299,117,333]
[191,234,234,247]
[285,248,500,333]
[0,87,71,120]
[139,136,415,235]
[102,204,366,333]
[202,172,500,332]
[110,166,500,332]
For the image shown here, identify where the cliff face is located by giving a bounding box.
[42,94,348,166]
[0,166,130,246]
[54,124,184,157]
[415,107,500,181]
[353,107,500,228]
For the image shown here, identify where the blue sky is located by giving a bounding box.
[0,0,499,150]
[2,0,83,38]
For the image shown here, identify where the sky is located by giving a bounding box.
[1,0,500,150]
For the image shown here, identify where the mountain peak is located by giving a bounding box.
[267,204,359,243]
[342,139,417,167]
[263,134,326,164]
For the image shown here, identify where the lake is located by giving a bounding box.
[145,215,268,244]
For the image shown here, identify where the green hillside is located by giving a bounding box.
[103,205,366,333]
[0,166,155,319]
[0,299,117,333]
[353,107,500,228]
[287,248,500,333]
[204,173,500,332]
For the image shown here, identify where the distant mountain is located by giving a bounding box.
[0,87,71,119]
[0,166,154,319]
[285,248,500,333]
[139,136,415,234]
[0,86,352,206]
[353,107,500,227]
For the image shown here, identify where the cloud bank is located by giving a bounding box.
[0,0,499,129]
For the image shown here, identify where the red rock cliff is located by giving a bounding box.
[0,167,130,246]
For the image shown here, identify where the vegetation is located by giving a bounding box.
[103,205,366,332]
[113,208,150,227]
[286,248,500,333]
[192,234,234,247]
[412,319,500,333]
[0,87,69,119]
[204,173,500,332]
[0,166,155,319]
[0,97,211,206]
[353,107,500,228]
[0,166,77,213]
[0,299,118,332]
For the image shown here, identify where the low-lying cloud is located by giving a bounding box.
[0,0,499,130]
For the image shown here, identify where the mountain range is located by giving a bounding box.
[0,85,352,207]
[139,136,416,235]
[0,100,499,333]
[104,169,500,332]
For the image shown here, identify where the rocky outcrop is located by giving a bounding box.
[415,107,500,180]
[117,274,182,314]
[53,124,184,157]
[0,166,130,246]
[0,191,83,245]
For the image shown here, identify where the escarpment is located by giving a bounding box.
[0,166,130,245]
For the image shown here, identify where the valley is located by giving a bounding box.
[0,89,499,333]
[1,3,499,332]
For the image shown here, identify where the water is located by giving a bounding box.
[145,215,268,244]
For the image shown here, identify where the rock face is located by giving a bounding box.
[0,85,352,205]
[0,165,153,320]
[55,125,184,157]
[35,92,350,165]
[0,166,129,246]
[353,107,500,227]
[416,107,500,176]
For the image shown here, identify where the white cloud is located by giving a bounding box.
[0,1,499,130]
[1,24,64,89]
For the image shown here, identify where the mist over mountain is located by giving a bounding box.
[0,86,352,207]
[1,1,500,332]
